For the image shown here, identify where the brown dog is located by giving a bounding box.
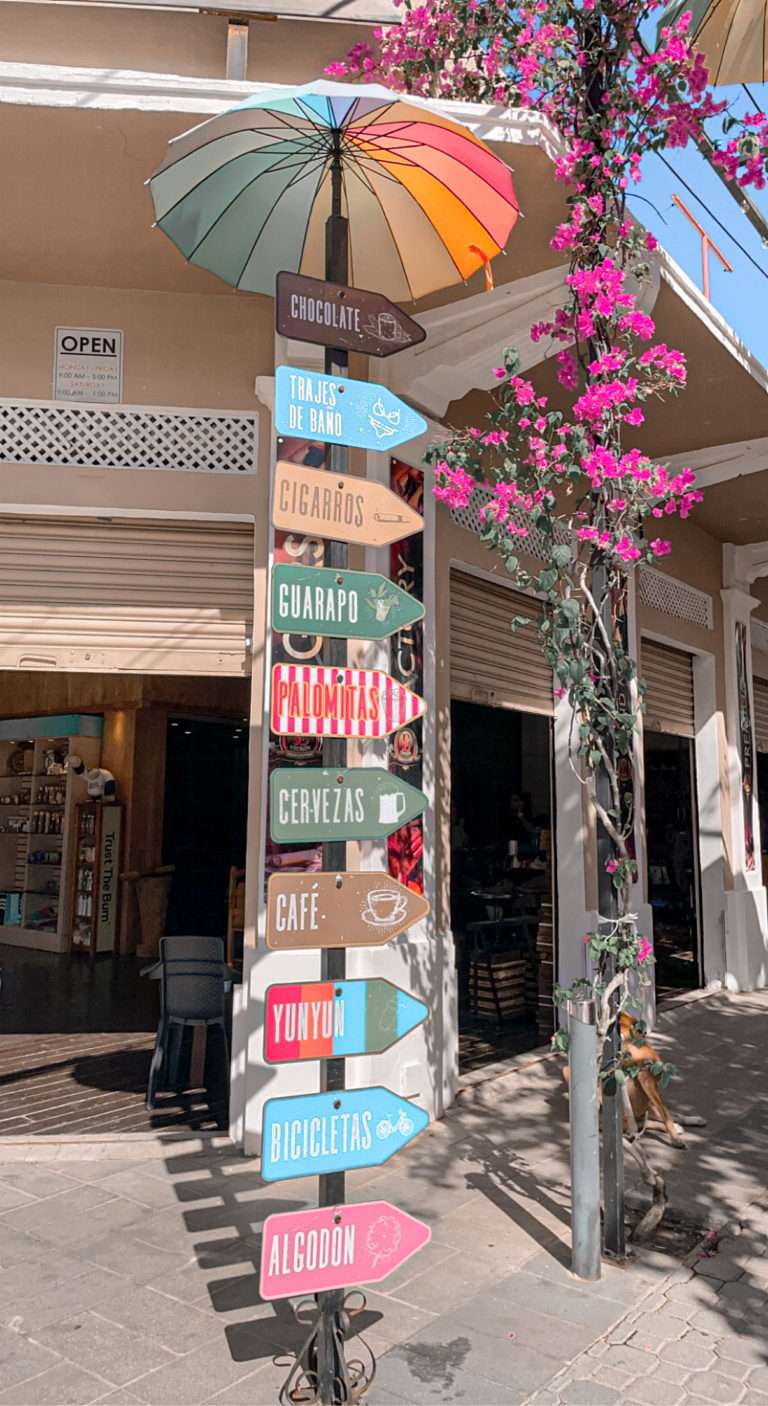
[562,1013,705,1148]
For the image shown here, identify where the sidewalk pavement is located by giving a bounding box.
[0,989,766,1406]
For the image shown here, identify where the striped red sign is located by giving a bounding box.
[270,664,426,740]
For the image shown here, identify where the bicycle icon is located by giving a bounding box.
[376,1110,415,1140]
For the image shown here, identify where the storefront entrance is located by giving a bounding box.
[450,699,555,1070]
[644,731,702,994]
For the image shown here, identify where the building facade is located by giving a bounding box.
[1,0,767,1152]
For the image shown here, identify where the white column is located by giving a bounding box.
[720,559,768,990]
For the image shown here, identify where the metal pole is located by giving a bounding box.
[315,138,352,1406]
[567,996,601,1281]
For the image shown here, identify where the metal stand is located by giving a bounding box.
[277,1294,376,1406]
[279,140,377,1406]
[567,997,601,1281]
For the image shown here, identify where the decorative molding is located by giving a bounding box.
[0,397,258,475]
[638,565,714,631]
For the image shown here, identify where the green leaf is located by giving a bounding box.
[551,544,572,568]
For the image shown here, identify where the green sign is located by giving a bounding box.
[271,564,424,641]
[270,766,427,843]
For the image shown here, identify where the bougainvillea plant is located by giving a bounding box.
[327,0,762,1217]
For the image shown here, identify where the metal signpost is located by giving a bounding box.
[266,871,430,950]
[272,461,424,547]
[275,367,427,453]
[269,767,427,844]
[264,160,430,1403]
[276,273,426,359]
[262,1087,430,1180]
[264,978,429,1063]
[271,564,425,641]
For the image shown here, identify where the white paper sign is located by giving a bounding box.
[54,327,123,404]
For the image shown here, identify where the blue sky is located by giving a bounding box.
[635,83,768,366]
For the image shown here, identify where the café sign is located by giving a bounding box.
[266,871,430,950]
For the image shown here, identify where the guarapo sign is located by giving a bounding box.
[264,978,428,1063]
[270,664,425,740]
[260,1201,431,1302]
[269,767,426,844]
[276,273,426,358]
[261,1086,429,1181]
[271,564,425,641]
[275,368,427,452]
[273,462,424,547]
[266,871,430,950]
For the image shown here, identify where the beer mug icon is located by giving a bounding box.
[378,791,408,827]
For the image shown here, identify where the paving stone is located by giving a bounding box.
[719,1280,768,1315]
[91,1394,142,1405]
[37,1312,175,1389]
[690,1307,746,1338]
[560,1381,619,1405]
[93,1281,221,1353]
[625,1375,686,1405]
[81,1231,192,1285]
[119,1336,259,1406]
[453,1287,599,1362]
[749,1371,768,1393]
[741,1394,768,1406]
[0,1168,83,1200]
[599,1344,652,1375]
[661,1334,718,1370]
[651,1362,691,1386]
[592,1367,634,1389]
[686,1370,747,1403]
[0,1267,127,1335]
[0,1329,61,1393]
[629,1310,687,1352]
[0,1361,108,1405]
[484,1270,623,1333]
[693,1256,746,1284]
[716,1338,768,1367]
[713,1357,752,1382]
[363,1344,529,1405]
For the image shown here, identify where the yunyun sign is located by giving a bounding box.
[261,1086,429,1181]
[276,273,426,359]
[271,564,425,641]
[270,767,426,843]
[260,1202,431,1302]
[264,978,428,1063]
[270,664,425,740]
[266,871,430,950]
[275,368,427,452]
[273,462,423,548]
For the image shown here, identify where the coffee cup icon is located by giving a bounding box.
[378,792,408,826]
[361,888,408,927]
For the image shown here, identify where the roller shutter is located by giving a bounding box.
[0,515,253,675]
[450,570,553,715]
[753,676,768,753]
[640,639,695,737]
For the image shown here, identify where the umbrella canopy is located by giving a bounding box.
[148,80,519,302]
[658,0,768,83]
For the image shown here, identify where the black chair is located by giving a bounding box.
[143,936,231,1114]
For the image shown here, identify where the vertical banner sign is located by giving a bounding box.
[736,621,756,870]
[96,805,122,951]
[388,459,425,895]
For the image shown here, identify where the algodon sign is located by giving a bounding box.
[260,1201,431,1301]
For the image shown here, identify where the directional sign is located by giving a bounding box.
[266,871,430,950]
[275,367,427,452]
[261,1087,429,1182]
[271,564,425,641]
[264,978,429,1064]
[271,664,425,740]
[270,767,426,844]
[260,1200,431,1302]
[276,273,427,359]
[273,461,423,548]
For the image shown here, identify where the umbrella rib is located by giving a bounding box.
[182,150,328,265]
[233,153,331,287]
[342,160,418,302]
[156,141,328,232]
[709,0,742,78]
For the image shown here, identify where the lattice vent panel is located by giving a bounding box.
[451,486,569,562]
[0,399,258,475]
[638,565,713,630]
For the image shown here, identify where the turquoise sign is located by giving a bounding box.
[272,564,425,641]
[261,1086,429,1182]
[275,367,427,452]
[270,766,426,843]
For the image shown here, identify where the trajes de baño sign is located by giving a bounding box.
[54,327,123,404]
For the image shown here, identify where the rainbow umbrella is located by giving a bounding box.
[148,80,519,302]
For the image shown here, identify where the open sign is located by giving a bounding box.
[54,326,123,403]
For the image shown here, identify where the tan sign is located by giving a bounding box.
[266,871,430,950]
[273,462,423,548]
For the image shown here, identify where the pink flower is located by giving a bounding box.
[638,938,653,963]
[650,538,672,556]
[605,858,619,874]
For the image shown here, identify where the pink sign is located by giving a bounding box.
[259,1200,430,1301]
[270,664,426,740]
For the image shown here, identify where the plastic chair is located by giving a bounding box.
[143,936,230,1114]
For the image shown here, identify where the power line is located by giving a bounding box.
[655,150,768,283]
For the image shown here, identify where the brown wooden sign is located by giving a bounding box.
[276,273,426,359]
[266,871,430,950]
[273,462,424,547]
